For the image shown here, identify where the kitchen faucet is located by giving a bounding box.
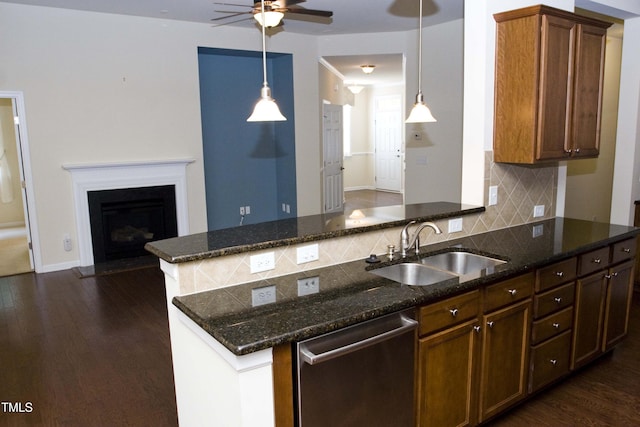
[400,221,443,257]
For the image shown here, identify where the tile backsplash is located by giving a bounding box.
[173,151,559,294]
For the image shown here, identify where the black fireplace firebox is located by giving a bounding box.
[88,185,178,263]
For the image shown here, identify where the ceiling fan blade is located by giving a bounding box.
[211,16,254,28]
[286,6,333,18]
[211,11,249,21]
[215,2,253,8]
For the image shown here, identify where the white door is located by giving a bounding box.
[322,104,344,213]
[374,96,403,192]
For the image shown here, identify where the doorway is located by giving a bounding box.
[0,94,34,276]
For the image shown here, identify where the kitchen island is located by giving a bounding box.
[146,209,639,427]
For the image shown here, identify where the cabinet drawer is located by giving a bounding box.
[419,290,480,336]
[531,307,573,345]
[611,238,637,264]
[483,273,534,313]
[529,330,572,393]
[533,282,575,319]
[535,258,577,292]
[578,247,610,276]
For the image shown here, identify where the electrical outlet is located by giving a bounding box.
[488,186,498,206]
[448,218,463,233]
[297,276,320,296]
[282,203,286,212]
[240,206,245,215]
[245,205,251,215]
[63,234,72,252]
[250,252,275,273]
[251,285,276,306]
[532,224,544,238]
[286,204,290,214]
[533,205,545,218]
[296,244,319,264]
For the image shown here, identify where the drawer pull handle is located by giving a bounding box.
[592,258,601,264]
[623,248,631,253]
[449,308,458,317]
[555,271,564,278]
[554,297,562,304]
[550,359,558,366]
[473,326,481,333]
[552,322,560,329]
[605,272,619,279]
[487,321,495,329]
[507,289,517,296]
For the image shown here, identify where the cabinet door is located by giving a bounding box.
[479,299,531,422]
[571,271,606,370]
[571,23,607,158]
[417,320,480,427]
[603,261,635,351]
[537,14,576,160]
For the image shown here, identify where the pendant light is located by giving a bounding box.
[247,0,286,122]
[406,0,436,123]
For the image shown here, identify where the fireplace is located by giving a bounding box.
[88,186,178,263]
[63,159,193,267]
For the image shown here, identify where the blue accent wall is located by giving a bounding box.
[198,47,297,230]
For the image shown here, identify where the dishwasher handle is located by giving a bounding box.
[299,313,417,365]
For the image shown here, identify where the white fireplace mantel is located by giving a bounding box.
[63,159,194,267]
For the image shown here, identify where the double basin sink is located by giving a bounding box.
[370,251,507,286]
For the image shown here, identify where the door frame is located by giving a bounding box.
[0,91,41,272]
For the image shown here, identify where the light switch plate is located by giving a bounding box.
[488,186,498,206]
[533,205,545,218]
[448,218,463,233]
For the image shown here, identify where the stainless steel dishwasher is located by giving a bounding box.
[295,309,417,427]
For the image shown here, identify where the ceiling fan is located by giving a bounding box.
[212,0,333,28]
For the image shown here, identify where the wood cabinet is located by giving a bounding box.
[417,275,533,426]
[572,240,636,370]
[417,291,480,427]
[493,5,611,164]
[529,258,577,393]
[479,274,533,422]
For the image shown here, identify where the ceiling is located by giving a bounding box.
[0,0,464,35]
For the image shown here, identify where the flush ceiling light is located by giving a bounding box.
[406,0,436,123]
[347,85,364,94]
[247,0,286,122]
[253,10,284,28]
[360,65,376,74]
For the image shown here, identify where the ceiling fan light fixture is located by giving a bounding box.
[253,10,284,28]
[247,0,286,122]
[406,0,436,123]
[360,65,375,74]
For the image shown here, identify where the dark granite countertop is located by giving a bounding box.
[172,217,639,356]
[145,202,484,263]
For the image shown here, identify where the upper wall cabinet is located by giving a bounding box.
[493,5,611,164]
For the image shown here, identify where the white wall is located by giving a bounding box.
[0,3,321,271]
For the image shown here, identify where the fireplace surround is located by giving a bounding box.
[63,160,193,266]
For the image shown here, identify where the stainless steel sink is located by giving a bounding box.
[370,263,457,286]
[420,251,506,276]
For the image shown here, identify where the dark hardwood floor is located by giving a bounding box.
[0,267,178,426]
[1,264,639,426]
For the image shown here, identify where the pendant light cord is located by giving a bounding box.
[261,0,268,88]
[417,0,423,94]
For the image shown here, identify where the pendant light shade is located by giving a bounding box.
[247,85,286,121]
[406,0,436,123]
[247,0,286,122]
